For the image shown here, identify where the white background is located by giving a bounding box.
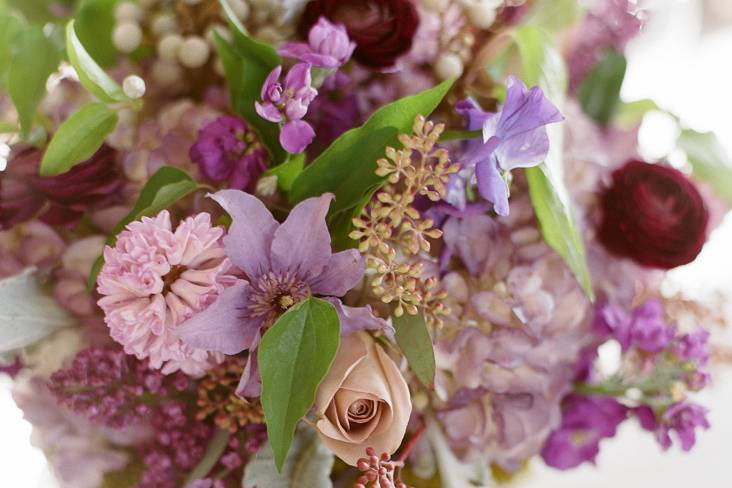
[2,0,732,486]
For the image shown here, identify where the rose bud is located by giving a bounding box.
[313,332,412,466]
[597,160,709,269]
[299,0,419,68]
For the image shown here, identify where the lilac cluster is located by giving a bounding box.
[568,0,645,91]
[542,300,712,469]
[49,345,190,428]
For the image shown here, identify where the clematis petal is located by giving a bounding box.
[271,193,334,276]
[309,249,364,297]
[326,298,390,336]
[209,189,278,277]
[235,351,262,397]
[175,280,258,355]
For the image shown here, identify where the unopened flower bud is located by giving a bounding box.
[178,36,210,68]
[157,33,183,61]
[435,52,464,80]
[466,1,500,29]
[122,75,146,99]
[113,21,142,53]
[115,2,143,22]
[152,13,177,36]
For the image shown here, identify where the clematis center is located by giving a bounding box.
[247,271,311,323]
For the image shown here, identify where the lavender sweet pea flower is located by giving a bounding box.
[279,17,356,68]
[255,63,318,153]
[447,76,563,216]
[176,190,375,397]
[541,394,628,469]
[189,116,267,191]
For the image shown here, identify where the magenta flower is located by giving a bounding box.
[189,116,267,191]
[446,76,564,215]
[279,16,356,68]
[176,190,366,396]
[541,394,628,469]
[255,63,318,153]
[638,402,710,451]
[594,300,674,353]
[97,210,233,376]
[673,328,710,366]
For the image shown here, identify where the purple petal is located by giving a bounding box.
[255,101,282,123]
[496,76,563,139]
[277,42,312,60]
[176,280,257,355]
[309,249,364,297]
[209,190,277,277]
[279,120,315,154]
[236,351,261,397]
[495,127,550,170]
[455,98,493,131]
[475,159,509,216]
[284,62,312,92]
[271,193,333,276]
[260,65,282,100]
[327,298,390,336]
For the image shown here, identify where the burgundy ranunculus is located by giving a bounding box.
[299,0,419,68]
[597,160,709,269]
[0,144,122,229]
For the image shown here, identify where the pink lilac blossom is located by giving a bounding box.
[189,116,268,191]
[541,394,628,469]
[446,76,564,216]
[176,190,372,396]
[568,0,645,91]
[279,16,356,68]
[255,63,318,153]
[434,194,594,470]
[97,210,232,376]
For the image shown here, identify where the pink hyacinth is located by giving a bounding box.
[97,210,233,376]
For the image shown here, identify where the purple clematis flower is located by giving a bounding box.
[279,16,356,69]
[176,190,372,397]
[541,394,628,469]
[255,63,318,154]
[637,402,710,451]
[446,76,564,216]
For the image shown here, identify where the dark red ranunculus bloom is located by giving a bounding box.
[0,144,122,230]
[299,0,419,68]
[598,160,709,269]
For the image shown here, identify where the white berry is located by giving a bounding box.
[158,33,183,61]
[466,1,499,29]
[115,2,143,22]
[112,21,143,53]
[122,75,146,99]
[435,52,464,80]
[178,36,210,68]
[228,0,250,20]
[152,13,177,36]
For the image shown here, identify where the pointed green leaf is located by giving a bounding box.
[393,311,435,387]
[8,26,60,137]
[40,101,118,176]
[66,20,127,103]
[578,49,627,125]
[290,79,454,217]
[679,129,732,206]
[74,0,119,68]
[258,298,340,471]
[511,26,594,300]
[0,14,24,80]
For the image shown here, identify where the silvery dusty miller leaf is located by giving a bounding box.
[242,426,334,488]
[0,268,75,353]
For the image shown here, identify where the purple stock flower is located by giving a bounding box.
[673,328,711,366]
[446,76,563,216]
[189,116,267,191]
[541,394,627,469]
[176,190,374,396]
[255,63,318,153]
[638,402,710,451]
[279,16,356,68]
[593,299,674,353]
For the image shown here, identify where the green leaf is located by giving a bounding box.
[1,268,75,354]
[74,0,118,68]
[577,49,627,125]
[6,0,55,23]
[8,26,59,137]
[40,101,118,176]
[258,297,340,472]
[290,79,454,217]
[87,166,199,290]
[524,0,582,32]
[242,425,334,488]
[615,98,659,127]
[393,311,435,387]
[266,153,305,192]
[213,6,286,164]
[0,14,23,80]
[678,129,732,206]
[66,20,127,103]
[183,429,231,486]
[512,26,594,300]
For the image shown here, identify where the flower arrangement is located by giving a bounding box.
[0,0,729,487]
